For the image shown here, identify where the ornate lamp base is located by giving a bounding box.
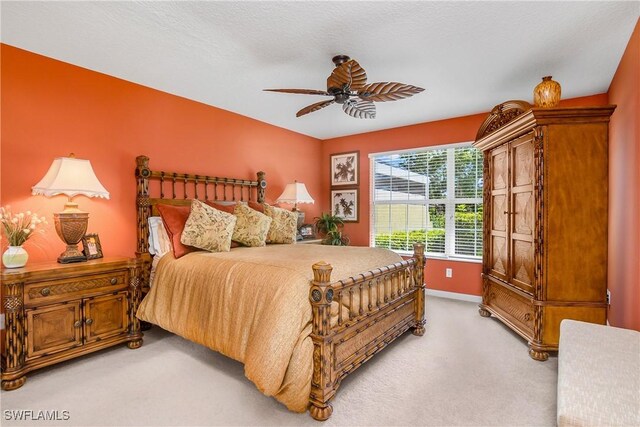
[57,244,87,264]
[54,202,89,264]
[295,210,305,229]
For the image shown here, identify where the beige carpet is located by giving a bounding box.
[0,297,557,426]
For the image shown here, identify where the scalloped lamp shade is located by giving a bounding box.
[32,157,110,199]
[276,182,314,227]
[276,182,315,206]
[32,156,110,264]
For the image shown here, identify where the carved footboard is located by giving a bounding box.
[308,243,426,420]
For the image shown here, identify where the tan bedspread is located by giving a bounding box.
[136,244,402,412]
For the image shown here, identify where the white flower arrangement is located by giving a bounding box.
[1,206,48,246]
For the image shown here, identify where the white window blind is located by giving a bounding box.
[370,144,483,259]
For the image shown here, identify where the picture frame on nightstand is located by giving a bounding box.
[82,233,103,260]
[299,224,315,239]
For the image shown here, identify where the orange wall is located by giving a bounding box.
[607,19,640,331]
[0,44,323,262]
[322,94,609,296]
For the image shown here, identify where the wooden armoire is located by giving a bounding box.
[473,101,615,361]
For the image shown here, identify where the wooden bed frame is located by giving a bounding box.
[135,155,426,421]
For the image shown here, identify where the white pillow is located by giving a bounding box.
[148,217,159,255]
[148,217,172,288]
[148,216,171,257]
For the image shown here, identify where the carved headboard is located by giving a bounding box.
[475,100,532,141]
[134,155,267,289]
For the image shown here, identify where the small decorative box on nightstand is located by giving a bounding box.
[1,257,143,390]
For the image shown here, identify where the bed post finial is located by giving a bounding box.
[257,171,267,203]
[412,243,426,336]
[136,155,149,170]
[309,261,335,421]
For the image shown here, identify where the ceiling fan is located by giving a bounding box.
[264,55,424,119]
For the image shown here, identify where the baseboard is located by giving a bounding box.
[426,289,482,304]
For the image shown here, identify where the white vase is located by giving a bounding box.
[2,246,28,268]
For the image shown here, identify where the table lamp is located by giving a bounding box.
[275,181,315,228]
[32,154,110,263]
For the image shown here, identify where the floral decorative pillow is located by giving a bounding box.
[181,200,237,252]
[263,204,297,244]
[205,201,241,248]
[232,203,272,247]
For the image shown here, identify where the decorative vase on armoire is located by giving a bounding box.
[533,76,561,108]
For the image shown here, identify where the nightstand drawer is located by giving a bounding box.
[24,271,128,306]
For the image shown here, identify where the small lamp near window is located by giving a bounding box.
[275,181,315,228]
[32,154,110,263]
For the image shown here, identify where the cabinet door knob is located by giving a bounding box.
[85,318,94,326]
[40,287,51,296]
[110,278,118,285]
[73,320,82,328]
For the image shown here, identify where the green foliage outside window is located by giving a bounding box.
[374,208,482,256]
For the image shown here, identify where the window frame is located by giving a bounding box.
[368,142,483,263]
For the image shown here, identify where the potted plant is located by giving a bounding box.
[314,213,350,246]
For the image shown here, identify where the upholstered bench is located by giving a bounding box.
[557,319,640,426]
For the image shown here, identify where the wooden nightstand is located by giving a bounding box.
[1,257,143,390]
[297,238,323,245]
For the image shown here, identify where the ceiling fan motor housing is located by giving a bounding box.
[332,55,350,66]
[334,92,350,104]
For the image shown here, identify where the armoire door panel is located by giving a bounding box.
[513,192,534,235]
[491,148,508,190]
[492,194,507,231]
[511,240,535,294]
[490,235,508,280]
[512,136,534,187]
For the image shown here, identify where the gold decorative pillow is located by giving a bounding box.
[263,204,298,244]
[181,200,236,252]
[232,203,272,247]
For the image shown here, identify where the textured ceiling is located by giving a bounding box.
[1,1,638,139]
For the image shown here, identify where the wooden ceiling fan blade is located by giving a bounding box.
[358,82,424,102]
[327,60,367,92]
[296,99,335,117]
[264,88,331,96]
[342,99,376,119]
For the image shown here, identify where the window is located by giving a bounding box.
[370,143,483,259]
